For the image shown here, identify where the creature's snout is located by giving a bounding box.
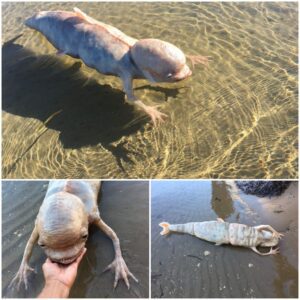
[173,65,192,81]
[48,246,85,265]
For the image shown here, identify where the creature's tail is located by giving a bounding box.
[159,222,171,235]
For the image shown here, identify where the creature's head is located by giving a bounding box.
[259,229,280,247]
[130,38,192,83]
[37,192,89,264]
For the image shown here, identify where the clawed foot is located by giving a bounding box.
[268,247,280,255]
[273,231,284,239]
[144,105,168,126]
[9,263,35,290]
[103,256,138,289]
[187,55,212,68]
[251,246,280,256]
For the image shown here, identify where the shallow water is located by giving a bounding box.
[2,181,149,298]
[151,181,298,298]
[2,2,298,179]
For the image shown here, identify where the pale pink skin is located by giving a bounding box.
[9,181,138,291]
[25,8,209,125]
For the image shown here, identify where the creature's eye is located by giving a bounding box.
[167,73,173,78]
[39,243,46,248]
[82,234,88,239]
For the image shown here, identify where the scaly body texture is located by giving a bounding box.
[159,218,283,255]
[10,180,137,292]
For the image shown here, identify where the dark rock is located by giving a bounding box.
[235,181,291,197]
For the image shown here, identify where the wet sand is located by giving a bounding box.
[151,181,298,298]
[2,2,298,179]
[2,181,149,298]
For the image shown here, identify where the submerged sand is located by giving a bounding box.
[2,2,298,179]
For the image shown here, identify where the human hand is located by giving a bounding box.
[42,248,87,289]
[38,248,86,298]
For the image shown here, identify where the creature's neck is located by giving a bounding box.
[128,49,147,79]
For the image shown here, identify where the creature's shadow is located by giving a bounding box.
[134,84,187,102]
[3,36,148,154]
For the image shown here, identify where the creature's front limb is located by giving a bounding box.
[94,218,138,289]
[9,224,39,290]
[251,246,279,256]
[122,75,167,126]
[256,225,284,239]
[186,55,212,69]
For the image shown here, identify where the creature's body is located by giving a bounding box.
[25,8,210,125]
[10,180,137,290]
[159,218,283,255]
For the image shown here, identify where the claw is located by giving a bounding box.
[103,256,137,289]
[251,246,280,256]
[102,262,113,274]
[187,55,212,69]
[271,247,280,255]
[128,270,139,283]
[9,263,35,291]
[144,105,167,126]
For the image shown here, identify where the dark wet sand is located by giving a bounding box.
[2,181,149,298]
[151,181,298,298]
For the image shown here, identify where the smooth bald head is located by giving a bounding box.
[131,38,192,83]
[259,230,280,247]
[37,192,89,264]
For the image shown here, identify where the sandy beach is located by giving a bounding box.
[151,181,298,298]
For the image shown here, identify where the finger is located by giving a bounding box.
[152,117,157,127]
[129,271,139,283]
[24,276,28,290]
[28,266,35,272]
[102,263,113,273]
[114,273,119,289]
[124,275,130,289]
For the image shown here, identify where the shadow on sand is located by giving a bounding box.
[3,35,148,151]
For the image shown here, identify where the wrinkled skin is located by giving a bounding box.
[160,218,284,256]
[25,8,210,125]
[9,181,138,291]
